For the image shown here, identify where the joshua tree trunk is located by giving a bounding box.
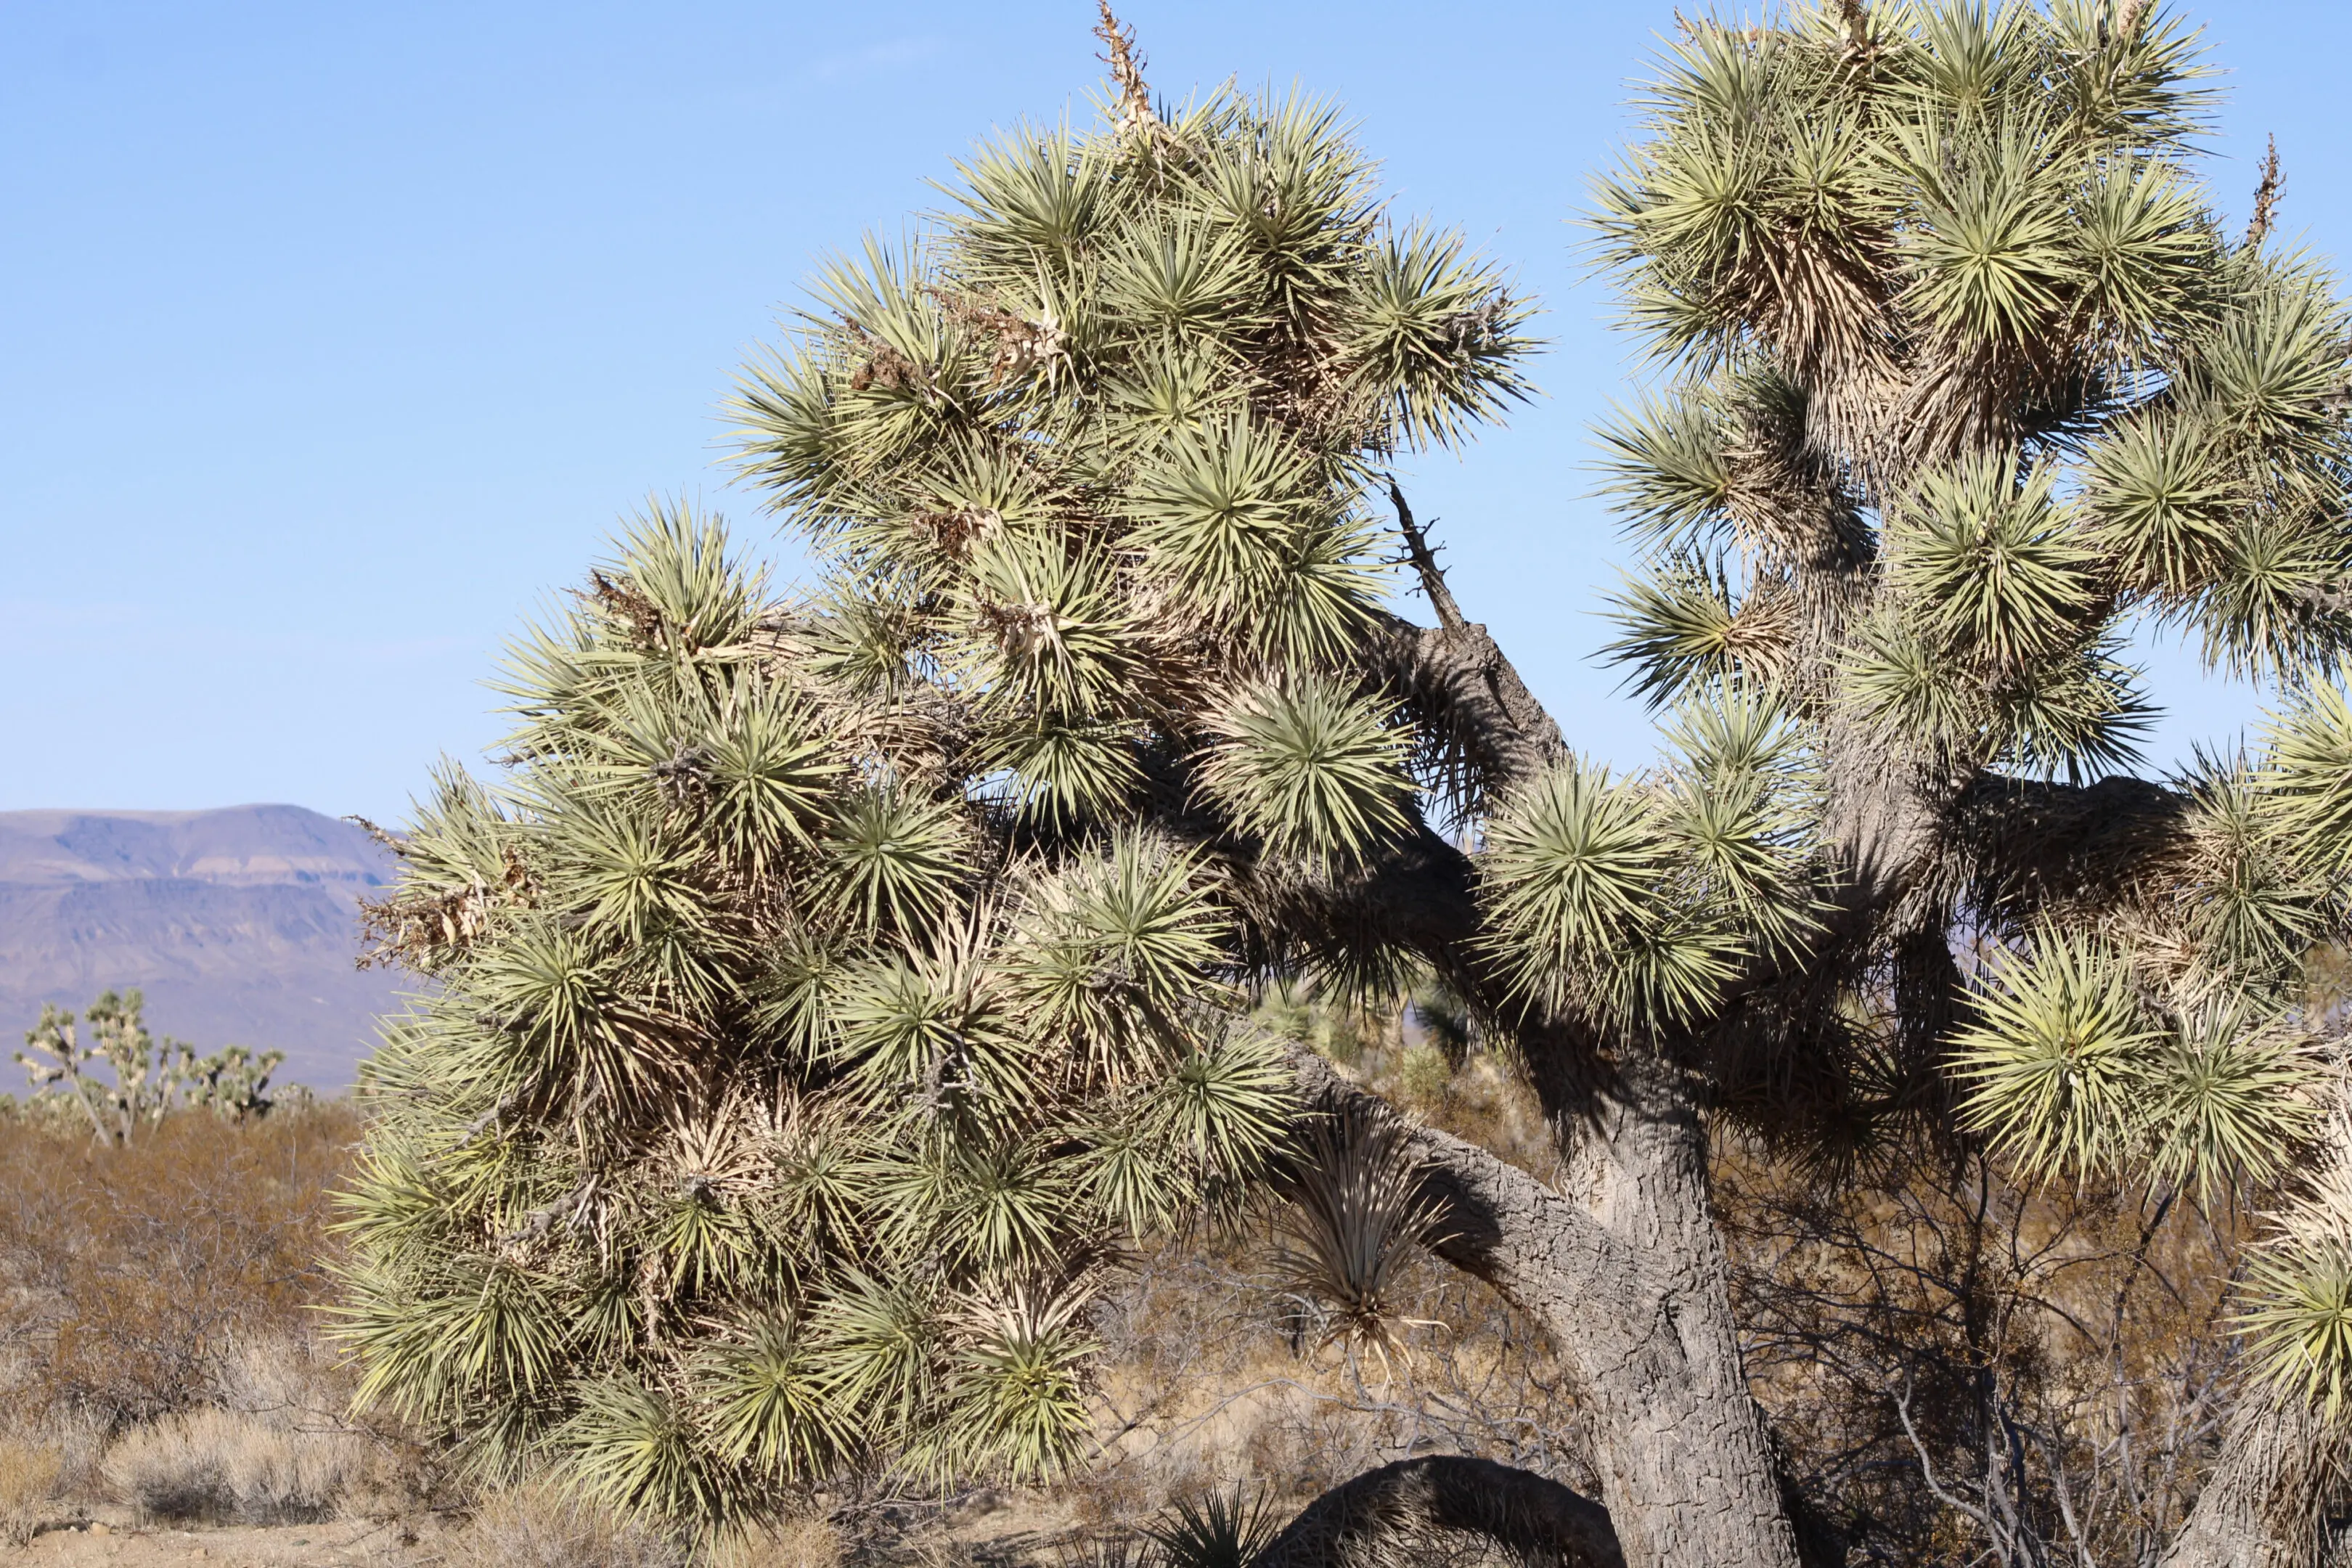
[1289,1045,1805,1568]
[2158,1399,2342,1568]
[1540,1055,1809,1568]
[1265,594,1813,1567]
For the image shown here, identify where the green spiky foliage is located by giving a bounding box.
[1270,1106,1451,1379]
[1590,0,2352,1426]
[335,39,1536,1531]
[1145,1484,1283,1568]
[343,5,2352,1550]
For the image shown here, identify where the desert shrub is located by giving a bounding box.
[99,1405,372,1524]
[706,1516,844,1568]
[1394,1045,1453,1110]
[0,1103,361,1428]
[0,1437,63,1546]
[1144,1486,1281,1568]
[446,1483,689,1568]
[1719,1144,2247,1563]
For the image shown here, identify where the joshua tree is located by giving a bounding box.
[1577,6,2352,1563]
[340,4,2352,1565]
[15,989,285,1139]
[335,7,1530,1530]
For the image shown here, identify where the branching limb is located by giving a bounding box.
[1254,1454,1625,1568]
[1283,1043,1646,1327]
[1387,478,1465,633]
[1366,611,1568,815]
[1897,1380,1998,1538]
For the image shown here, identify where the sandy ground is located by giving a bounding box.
[14,1518,425,1568]
[8,1493,1088,1567]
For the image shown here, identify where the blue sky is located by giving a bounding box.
[4,1,2347,822]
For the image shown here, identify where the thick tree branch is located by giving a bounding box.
[1284,1043,1646,1327]
[1368,611,1569,812]
[1254,1454,1626,1568]
[2158,1395,2343,1568]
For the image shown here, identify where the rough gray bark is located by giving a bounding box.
[1371,478,1569,810]
[2160,1397,2345,1568]
[1253,1455,1625,1568]
[1287,1047,1806,1568]
[1370,611,1569,812]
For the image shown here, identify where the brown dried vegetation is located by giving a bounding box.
[0,1106,359,1428]
[0,1031,2298,1567]
[0,1104,440,1542]
[1722,1146,2247,1564]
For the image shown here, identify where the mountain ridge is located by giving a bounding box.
[0,805,407,1090]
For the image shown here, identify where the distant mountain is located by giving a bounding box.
[0,805,410,1091]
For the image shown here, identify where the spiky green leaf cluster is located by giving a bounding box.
[730,86,1531,843]
[1479,690,1819,1034]
[1591,3,2352,1428]
[1594,1,2351,775]
[339,513,1297,1517]
[1951,928,2322,1195]
[1950,679,2352,1207]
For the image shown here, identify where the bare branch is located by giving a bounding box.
[1897,1380,1996,1534]
[343,814,409,855]
[2245,136,2282,250]
[1387,478,1465,632]
[1094,2,1158,141]
[1256,1454,1626,1568]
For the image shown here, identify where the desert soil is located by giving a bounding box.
[13,1518,422,1568]
[9,1493,1087,1567]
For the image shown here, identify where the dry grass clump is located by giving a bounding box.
[441,1488,844,1568]
[91,1336,431,1526]
[0,1437,64,1547]
[101,1406,372,1524]
[0,1105,436,1532]
[706,1516,844,1568]
[444,1485,687,1568]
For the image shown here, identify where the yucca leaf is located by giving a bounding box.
[1196,674,1414,866]
[562,1374,732,1526]
[1951,931,2156,1182]
[701,1314,844,1482]
[820,789,967,937]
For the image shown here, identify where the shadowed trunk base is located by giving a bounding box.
[1253,1455,1625,1568]
[2158,1396,2348,1568]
